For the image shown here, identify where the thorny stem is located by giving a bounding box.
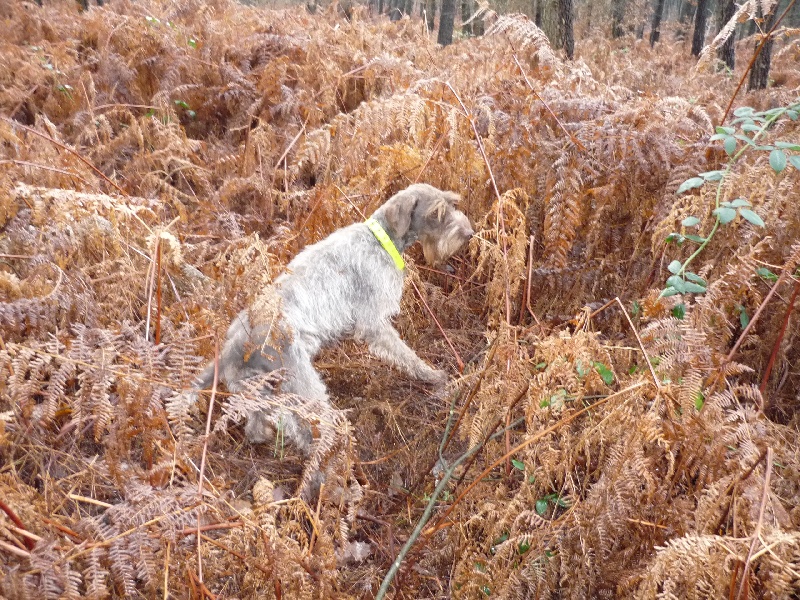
[674,109,785,283]
[409,278,464,372]
[512,54,586,152]
[759,279,800,400]
[719,0,798,125]
[1,116,129,198]
[443,81,512,325]
[378,382,646,598]
[375,417,523,599]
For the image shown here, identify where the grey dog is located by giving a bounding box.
[196,184,473,452]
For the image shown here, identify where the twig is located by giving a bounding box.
[196,341,220,585]
[307,483,324,556]
[0,497,35,550]
[734,447,773,600]
[0,538,30,558]
[163,541,170,600]
[726,269,788,362]
[0,159,92,187]
[440,340,498,457]
[68,493,113,509]
[180,522,242,536]
[588,297,661,390]
[155,237,163,345]
[409,278,464,373]
[759,279,799,401]
[715,449,768,534]
[512,55,586,152]
[0,116,128,196]
[199,534,273,575]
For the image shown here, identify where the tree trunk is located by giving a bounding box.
[650,0,665,46]
[534,0,543,27]
[404,0,414,15]
[690,0,708,56]
[462,0,473,35]
[716,0,736,69]
[389,0,402,20]
[747,5,777,90]
[611,0,626,37]
[559,0,574,58]
[438,0,456,45]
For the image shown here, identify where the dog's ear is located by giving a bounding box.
[443,191,461,206]
[383,191,418,238]
[425,197,448,222]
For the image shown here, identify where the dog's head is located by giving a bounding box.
[376,184,474,267]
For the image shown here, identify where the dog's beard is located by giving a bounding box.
[422,229,470,267]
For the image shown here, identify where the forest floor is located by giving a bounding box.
[1,0,800,598]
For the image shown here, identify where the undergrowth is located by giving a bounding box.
[0,0,799,598]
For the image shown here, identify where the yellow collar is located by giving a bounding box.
[365,217,405,270]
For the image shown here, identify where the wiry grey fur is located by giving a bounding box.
[196,184,473,452]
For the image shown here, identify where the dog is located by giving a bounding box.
[196,183,474,452]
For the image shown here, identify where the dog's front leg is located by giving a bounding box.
[361,324,447,386]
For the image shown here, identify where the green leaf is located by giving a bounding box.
[737,304,750,328]
[787,110,798,121]
[724,135,737,156]
[539,397,551,408]
[741,123,761,132]
[789,156,800,170]
[188,37,198,48]
[769,149,787,172]
[715,125,735,135]
[518,541,531,554]
[713,206,736,224]
[666,275,685,293]
[481,585,491,596]
[756,267,778,281]
[555,496,569,508]
[684,234,706,243]
[660,286,681,298]
[729,198,751,208]
[775,141,800,151]
[694,391,705,411]
[511,459,525,471]
[631,300,641,316]
[576,360,589,378]
[534,362,547,370]
[732,107,754,118]
[699,170,724,181]
[676,177,704,194]
[535,499,549,516]
[671,303,686,319]
[681,216,700,227]
[174,99,190,109]
[683,281,707,294]
[593,362,615,385]
[685,271,706,285]
[666,233,685,244]
[667,260,682,274]
[709,133,728,141]
[739,208,764,227]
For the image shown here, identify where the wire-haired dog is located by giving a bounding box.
[197,184,474,452]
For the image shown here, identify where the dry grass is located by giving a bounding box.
[1,0,799,598]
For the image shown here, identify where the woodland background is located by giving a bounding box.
[1,0,800,597]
